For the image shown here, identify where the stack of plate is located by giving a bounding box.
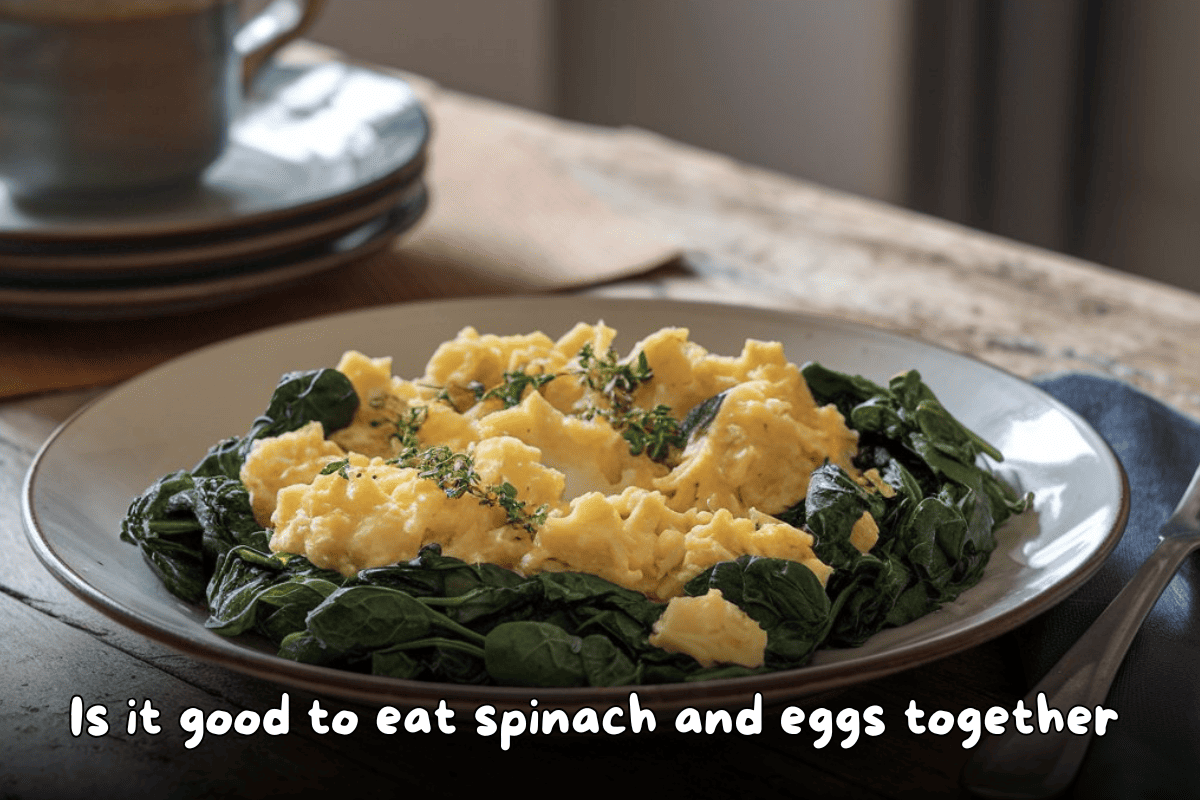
[0,60,429,319]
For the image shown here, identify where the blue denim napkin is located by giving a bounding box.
[1021,373,1200,798]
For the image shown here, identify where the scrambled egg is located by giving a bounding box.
[239,322,880,669]
[649,589,769,668]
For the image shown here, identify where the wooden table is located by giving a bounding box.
[4,73,1199,799]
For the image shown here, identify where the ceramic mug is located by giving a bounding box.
[0,0,326,204]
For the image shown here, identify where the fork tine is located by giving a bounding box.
[1165,462,1200,532]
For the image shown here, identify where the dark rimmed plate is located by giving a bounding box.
[21,297,1128,711]
[0,176,425,277]
[0,181,425,319]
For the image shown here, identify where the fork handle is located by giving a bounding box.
[960,534,1200,799]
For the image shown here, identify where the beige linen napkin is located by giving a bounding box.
[0,48,682,400]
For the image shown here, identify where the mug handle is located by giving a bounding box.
[235,0,329,88]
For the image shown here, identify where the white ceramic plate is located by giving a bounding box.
[22,298,1128,711]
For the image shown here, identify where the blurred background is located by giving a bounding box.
[308,0,1200,293]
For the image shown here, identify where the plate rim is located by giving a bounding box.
[20,296,1131,711]
[0,183,426,319]
[0,174,425,275]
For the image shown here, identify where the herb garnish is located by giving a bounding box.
[571,344,686,462]
[489,481,551,531]
[475,370,556,408]
[369,404,427,452]
[319,458,353,479]
[384,444,549,534]
[620,404,686,462]
[422,348,681,462]
[424,369,557,412]
[423,384,457,409]
[574,343,653,415]
[333,400,550,532]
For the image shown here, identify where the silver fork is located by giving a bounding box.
[961,461,1200,799]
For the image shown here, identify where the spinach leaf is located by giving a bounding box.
[824,552,911,646]
[190,437,250,481]
[122,368,358,602]
[256,578,345,643]
[531,572,666,655]
[802,463,887,569]
[371,646,422,679]
[262,550,685,685]
[409,640,492,684]
[355,543,525,597]
[252,368,360,442]
[277,630,340,667]
[370,637,490,683]
[180,476,266,555]
[684,555,832,668]
[534,571,652,614]
[804,363,1030,525]
[484,621,589,687]
[302,585,486,660]
[192,368,358,480]
[580,634,641,686]
[120,472,264,603]
[204,545,344,640]
[914,486,996,593]
[421,583,542,630]
[679,391,727,442]
[120,471,208,603]
[815,463,1002,644]
[795,363,1033,647]
[799,362,888,419]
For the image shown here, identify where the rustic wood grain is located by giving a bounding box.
[363,66,1200,418]
[543,123,1200,418]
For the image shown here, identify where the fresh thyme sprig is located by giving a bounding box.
[317,341,686,532]
[423,345,651,418]
[423,369,556,413]
[571,344,686,462]
[320,447,547,534]
[475,371,557,408]
[401,444,478,498]
[574,343,652,415]
[487,481,550,532]
[620,404,686,462]
[376,443,548,534]
[347,392,549,530]
[351,345,679,490]
[421,383,458,409]
[369,404,427,453]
